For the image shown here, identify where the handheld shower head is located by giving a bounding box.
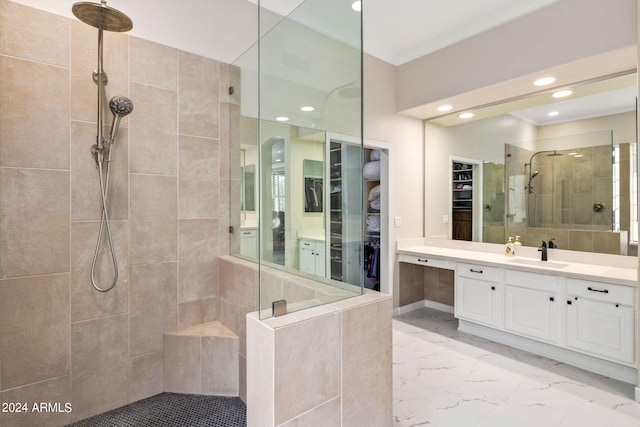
[531,170,540,179]
[107,96,133,143]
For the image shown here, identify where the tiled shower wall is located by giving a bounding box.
[0,1,230,424]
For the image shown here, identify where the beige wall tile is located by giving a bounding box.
[179,219,219,262]
[130,262,178,357]
[0,274,70,390]
[0,168,70,278]
[71,21,129,124]
[179,135,220,218]
[219,178,231,255]
[273,312,341,425]
[130,174,177,264]
[0,376,72,427]
[219,102,231,179]
[130,37,177,89]
[341,297,393,426]
[130,351,164,403]
[178,51,220,137]
[71,121,129,222]
[179,260,217,303]
[129,83,177,175]
[177,296,219,329]
[0,1,69,66]
[568,229,594,252]
[280,397,341,427]
[219,298,239,335]
[202,335,239,396]
[70,220,129,321]
[219,257,237,305]
[163,335,201,393]
[70,314,129,422]
[0,56,69,169]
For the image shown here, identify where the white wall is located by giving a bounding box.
[363,54,424,307]
[397,0,637,113]
[538,111,636,144]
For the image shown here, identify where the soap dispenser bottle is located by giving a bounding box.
[514,236,522,246]
[505,237,515,257]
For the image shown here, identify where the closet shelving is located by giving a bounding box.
[364,147,381,291]
[329,141,344,281]
[452,161,473,241]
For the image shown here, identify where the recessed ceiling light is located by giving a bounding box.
[276,116,289,122]
[552,90,573,98]
[458,112,474,119]
[352,1,361,12]
[437,104,453,112]
[300,106,314,112]
[568,152,578,156]
[574,154,583,158]
[534,77,557,86]
[548,111,559,117]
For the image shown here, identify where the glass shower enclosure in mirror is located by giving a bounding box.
[505,130,629,254]
[230,0,364,318]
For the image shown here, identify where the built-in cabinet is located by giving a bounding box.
[240,228,257,258]
[454,263,499,327]
[299,238,325,277]
[566,278,635,364]
[504,270,559,343]
[453,261,636,374]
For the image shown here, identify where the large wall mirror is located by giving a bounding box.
[425,71,637,256]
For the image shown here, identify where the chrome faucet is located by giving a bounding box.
[538,241,548,261]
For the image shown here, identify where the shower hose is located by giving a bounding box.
[91,146,118,292]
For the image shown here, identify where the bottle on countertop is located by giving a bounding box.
[505,237,515,257]
[514,236,522,246]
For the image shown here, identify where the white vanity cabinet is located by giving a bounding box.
[240,228,257,258]
[299,239,326,277]
[455,263,500,327]
[566,279,635,365]
[504,270,559,343]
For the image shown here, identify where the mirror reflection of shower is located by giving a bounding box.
[524,150,562,227]
[72,0,133,292]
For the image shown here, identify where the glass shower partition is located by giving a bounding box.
[230,0,364,319]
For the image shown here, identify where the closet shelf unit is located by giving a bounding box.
[452,161,474,241]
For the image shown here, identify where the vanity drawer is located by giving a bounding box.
[398,254,454,270]
[506,269,558,293]
[567,279,635,306]
[241,229,257,238]
[457,263,498,282]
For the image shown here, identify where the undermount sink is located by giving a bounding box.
[505,258,569,269]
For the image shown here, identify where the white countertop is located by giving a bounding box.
[397,238,638,287]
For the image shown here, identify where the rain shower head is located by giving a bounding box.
[72,1,133,32]
[547,150,562,157]
[107,96,133,143]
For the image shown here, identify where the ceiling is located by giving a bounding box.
[10,0,636,126]
[12,0,560,66]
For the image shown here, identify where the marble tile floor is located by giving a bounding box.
[393,307,640,427]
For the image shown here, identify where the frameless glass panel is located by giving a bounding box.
[230,0,363,319]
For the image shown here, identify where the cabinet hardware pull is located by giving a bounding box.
[418,258,429,263]
[616,304,620,308]
[587,287,608,294]
[490,286,495,290]
[549,297,554,302]
[567,300,572,305]
[470,269,483,274]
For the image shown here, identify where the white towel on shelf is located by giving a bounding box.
[369,149,381,161]
[366,215,380,232]
[363,161,380,180]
